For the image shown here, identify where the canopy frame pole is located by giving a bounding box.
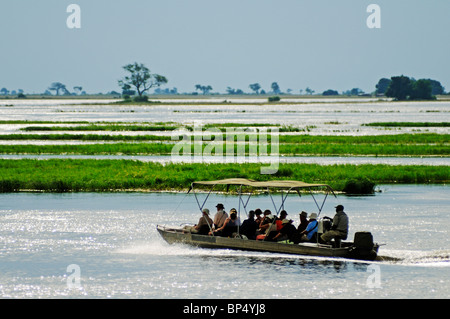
[277,187,293,215]
[236,189,253,218]
[192,183,215,236]
[309,187,321,214]
[267,187,278,213]
[308,186,331,217]
[237,184,242,236]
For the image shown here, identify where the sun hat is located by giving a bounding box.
[309,213,318,219]
[202,208,210,215]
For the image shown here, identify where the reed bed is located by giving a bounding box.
[0,140,447,156]
[0,159,447,193]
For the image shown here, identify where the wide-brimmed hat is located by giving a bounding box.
[300,211,307,217]
[202,208,210,215]
[309,213,318,219]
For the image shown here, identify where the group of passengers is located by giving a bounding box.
[188,202,349,245]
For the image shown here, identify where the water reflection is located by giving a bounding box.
[196,252,372,274]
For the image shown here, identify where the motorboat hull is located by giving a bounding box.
[157,225,379,261]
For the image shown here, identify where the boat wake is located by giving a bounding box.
[117,237,449,267]
[379,249,450,267]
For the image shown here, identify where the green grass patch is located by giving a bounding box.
[363,122,450,127]
[0,138,448,156]
[0,160,447,193]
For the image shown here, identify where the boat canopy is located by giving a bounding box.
[190,178,334,192]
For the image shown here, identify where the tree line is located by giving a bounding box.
[1,62,447,99]
[375,76,445,100]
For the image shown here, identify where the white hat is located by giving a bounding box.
[309,213,318,219]
[202,208,210,215]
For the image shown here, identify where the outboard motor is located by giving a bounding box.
[351,231,377,260]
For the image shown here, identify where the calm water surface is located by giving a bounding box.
[0,185,449,299]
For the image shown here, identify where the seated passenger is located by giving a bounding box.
[254,209,263,226]
[275,210,288,231]
[320,205,349,245]
[297,211,309,233]
[211,208,240,237]
[184,208,213,235]
[240,210,258,240]
[213,203,228,229]
[257,214,277,241]
[299,213,319,242]
[257,210,273,234]
[272,219,296,242]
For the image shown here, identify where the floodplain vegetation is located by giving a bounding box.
[0,121,448,194]
[0,160,447,194]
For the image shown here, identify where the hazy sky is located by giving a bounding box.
[1,0,449,94]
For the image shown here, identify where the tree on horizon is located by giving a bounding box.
[118,62,168,97]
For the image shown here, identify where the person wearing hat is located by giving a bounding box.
[297,211,309,233]
[185,208,213,235]
[211,208,240,237]
[213,203,228,230]
[299,212,319,242]
[320,205,349,245]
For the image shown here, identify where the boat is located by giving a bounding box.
[157,178,380,261]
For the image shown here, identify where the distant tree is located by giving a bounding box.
[342,88,363,96]
[386,75,435,100]
[385,76,412,101]
[1,88,9,95]
[305,87,315,95]
[351,88,363,95]
[322,89,339,96]
[410,79,433,100]
[226,87,244,95]
[73,86,83,95]
[375,78,391,95]
[118,62,168,97]
[195,84,213,95]
[425,79,445,95]
[249,83,261,94]
[271,82,281,94]
[48,82,68,96]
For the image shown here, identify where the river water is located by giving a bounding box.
[0,185,448,299]
[1,98,449,136]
